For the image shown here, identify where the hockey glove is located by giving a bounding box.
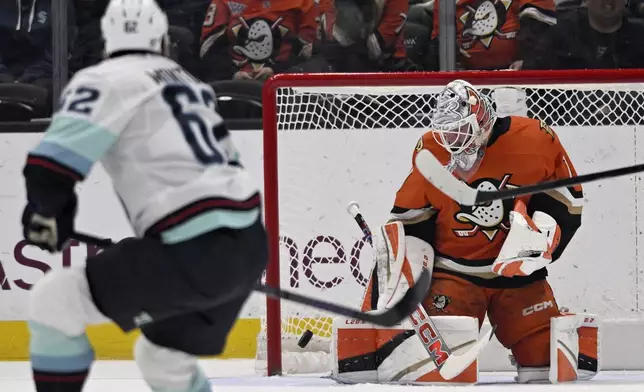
[492,200,561,278]
[22,197,76,253]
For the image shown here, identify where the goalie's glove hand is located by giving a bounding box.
[492,200,561,278]
[22,197,76,253]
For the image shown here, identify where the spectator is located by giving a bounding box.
[0,0,76,108]
[405,1,433,70]
[71,0,108,71]
[158,0,211,73]
[524,0,644,69]
[71,0,204,72]
[429,0,556,70]
[326,0,416,72]
[628,0,644,17]
[199,0,319,82]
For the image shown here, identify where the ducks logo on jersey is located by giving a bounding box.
[459,0,515,52]
[453,174,517,241]
[232,17,288,67]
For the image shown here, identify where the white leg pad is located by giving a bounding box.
[134,335,211,392]
[516,313,601,384]
[332,316,479,384]
[549,314,581,383]
[28,268,107,335]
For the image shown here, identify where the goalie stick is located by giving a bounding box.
[415,148,643,206]
[71,232,429,327]
[344,202,495,380]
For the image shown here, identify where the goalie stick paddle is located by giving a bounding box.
[71,232,429,327]
[344,202,495,380]
[415,149,644,206]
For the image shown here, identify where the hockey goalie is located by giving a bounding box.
[331,80,600,385]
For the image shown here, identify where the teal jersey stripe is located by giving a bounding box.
[161,208,261,244]
[31,141,94,176]
[42,116,118,162]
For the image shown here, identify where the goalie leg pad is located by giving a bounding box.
[578,315,600,379]
[515,313,600,384]
[551,313,600,383]
[332,316,479,384]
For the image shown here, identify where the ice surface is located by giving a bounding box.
[1,360,644,391]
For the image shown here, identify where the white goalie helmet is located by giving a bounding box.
[431,80,497,155]
[101,0,169,56]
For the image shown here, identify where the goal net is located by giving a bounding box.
[257,70,644,376]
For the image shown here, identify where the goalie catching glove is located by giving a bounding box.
[492,200,561,278]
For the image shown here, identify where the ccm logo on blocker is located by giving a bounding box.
[522,301,554,316]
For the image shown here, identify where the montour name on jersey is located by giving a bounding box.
[146,66,200,85]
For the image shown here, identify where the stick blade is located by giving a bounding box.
[439,324,497,380]
[362,269,431,326]
[414,150,478,206]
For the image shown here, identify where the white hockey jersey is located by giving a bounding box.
[29,54,260,244]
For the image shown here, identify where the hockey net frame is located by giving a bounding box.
[260,69,644,376]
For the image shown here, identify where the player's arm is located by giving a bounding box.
[390,169,438,243]
[293,0,318,59]
[311,0,335,47]
[23,73,132,251]
[367,0,408,65]
[199,0,233,80]
[424,2,440,71]
[526,125,583,261]
[390,135,444,241]
[493,122,582,277]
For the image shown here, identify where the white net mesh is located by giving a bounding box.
[257,78,644,375]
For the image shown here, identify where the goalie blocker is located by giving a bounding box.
[330,221,600,384]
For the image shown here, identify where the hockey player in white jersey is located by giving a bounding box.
[21,1,266,391]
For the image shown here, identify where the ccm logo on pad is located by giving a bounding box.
[522,300,554,316]
[409,308,449,367]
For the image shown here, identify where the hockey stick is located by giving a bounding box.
[415,148,641,206]
[71,232,429,327]
[344,202,495,380]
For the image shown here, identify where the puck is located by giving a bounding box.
[298,330,314,348]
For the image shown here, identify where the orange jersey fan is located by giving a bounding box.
[200,0,317,74]
[393,116,583,288]
[432,0,556,69]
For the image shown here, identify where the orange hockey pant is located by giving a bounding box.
[424,273,559,367]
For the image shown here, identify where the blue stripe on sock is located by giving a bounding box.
[29,321,94,373]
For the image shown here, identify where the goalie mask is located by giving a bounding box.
[431,80,497,174]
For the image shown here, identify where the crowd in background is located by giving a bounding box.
[0,0,643,120]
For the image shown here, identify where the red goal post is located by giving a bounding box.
[261,69,644,376]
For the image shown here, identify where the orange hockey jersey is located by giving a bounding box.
[200,0,317,73]
[393,116,583,288]
[373,0,408,60]
[432,0,556,69]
